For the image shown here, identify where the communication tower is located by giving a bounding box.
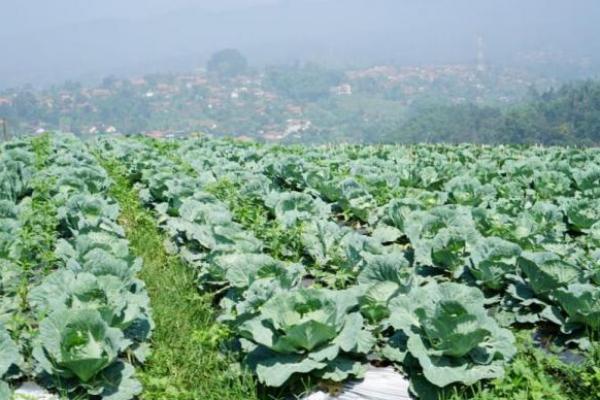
[476,35,486,73]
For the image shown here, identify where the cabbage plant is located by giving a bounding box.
[264,191,330,227]
[0,381,10,399]
[518,252,583,298]
[239,288,374,387]
[0,324,21,380]
[554,283,600,333]
[566,198,600,232]
[215,253,306,323]
[404,206,479,276]
[444,176,496,206]
[384,282,516,396]
[29,270,152,353]
[357,252,413,324]
[468,236,521,290]
[33,309,141,400]
[58,194,121,234]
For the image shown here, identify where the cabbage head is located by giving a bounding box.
[0,324,21,379]
[34,309,122,382]
[33,309,141,400]
[239,288,374,387]
[554,283,600,332]
[385,282,516,393]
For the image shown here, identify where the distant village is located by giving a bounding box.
[0,63,553,141]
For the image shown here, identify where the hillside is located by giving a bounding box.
[1,69,599,145]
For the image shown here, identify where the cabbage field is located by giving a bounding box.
[1,134,599,400]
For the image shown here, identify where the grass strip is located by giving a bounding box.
[19,134,58,276]
[99,156,258,400]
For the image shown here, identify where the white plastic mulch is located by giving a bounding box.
[13,382,59,400]
[303,366,411,400]
[10,368,410,400]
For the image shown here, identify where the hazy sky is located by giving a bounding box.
[2,0,600,88]
[1,1,284,34]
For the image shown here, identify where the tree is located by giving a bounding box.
[14,91,40,121]
[101,76,118,89]
[265,63,343,101]
[206,49,248,79]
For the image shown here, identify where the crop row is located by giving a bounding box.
[170,137,600,397]
[1,137,40,398]
[96,137,569,399]
[1,135,152,400]
[175,139,599,288]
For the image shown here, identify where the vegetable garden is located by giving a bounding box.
[1,133,599,399]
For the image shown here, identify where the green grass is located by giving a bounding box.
[99,157,258,400]
[19,134,58,275]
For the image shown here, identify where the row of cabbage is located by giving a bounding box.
[175,138,600,349]
[171,138,600,394]
[264,144,600,347]
[1,135,152,400]
[98,137,525,399]
[0,139,38,398]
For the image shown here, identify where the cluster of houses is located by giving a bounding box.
[0,64,541,140]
